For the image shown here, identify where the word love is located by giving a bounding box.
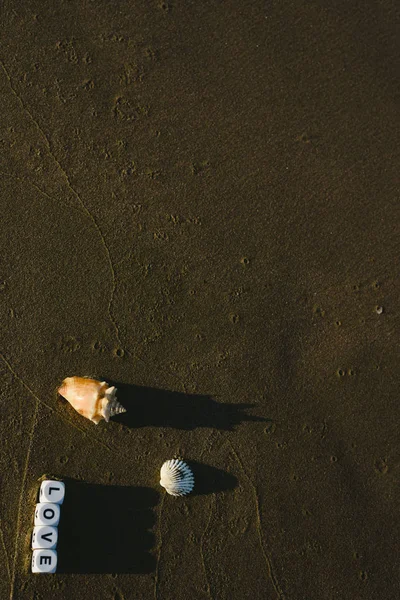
[31,480,65,574]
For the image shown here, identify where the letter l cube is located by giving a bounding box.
[39,480,65,505]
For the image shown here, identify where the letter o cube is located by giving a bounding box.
[32,526,58,550]
[39,480,65,505]
[34,503,60,527]
[32,549,57,573]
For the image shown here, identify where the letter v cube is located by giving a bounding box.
[32,526,58,549]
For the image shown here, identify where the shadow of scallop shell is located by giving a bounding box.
[160,459,194,496]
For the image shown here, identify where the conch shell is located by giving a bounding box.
[58,377,126,424]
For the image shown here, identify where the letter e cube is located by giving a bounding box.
[31,549,57,573]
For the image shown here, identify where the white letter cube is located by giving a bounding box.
[34,503,60,527]
[32,526,58,550]
[32,549,57,573]
[39,480,65,505]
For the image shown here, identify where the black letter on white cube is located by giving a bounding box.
[39,480,65,505]
[31,549,57,573]
[34,503,60,527]
[32,526,58,550]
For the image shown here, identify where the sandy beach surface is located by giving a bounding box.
[1,1,399,599]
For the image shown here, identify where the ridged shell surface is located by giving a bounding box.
[58,377,126,424]
[160,459,194,496]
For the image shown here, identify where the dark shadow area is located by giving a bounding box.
[57,479,158,574]
[189,461,238,495]
[106,381,269,431]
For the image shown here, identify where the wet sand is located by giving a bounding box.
[1,1,399,599]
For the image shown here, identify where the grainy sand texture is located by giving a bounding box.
[1,1,399,599]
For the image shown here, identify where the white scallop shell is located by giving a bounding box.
[160,459,194,496]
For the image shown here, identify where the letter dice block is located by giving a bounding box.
[32,526,58,550]
[34,503,60,527]
[39,480,65,505]
[32,549,57,573]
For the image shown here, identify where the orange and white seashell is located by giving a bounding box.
[58,377,126,424]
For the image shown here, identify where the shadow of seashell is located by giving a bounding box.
[105,381,270,432]
[188,461,238,496]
